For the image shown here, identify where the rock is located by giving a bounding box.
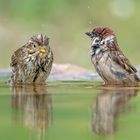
[0,64,101,81]
[0,69,11,78]
[48,64,101,81]
[2,64,140,81]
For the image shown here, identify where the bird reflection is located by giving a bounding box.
[91,87,138,135]
[11,85,52,139]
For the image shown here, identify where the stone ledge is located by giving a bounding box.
[2,64,140,81]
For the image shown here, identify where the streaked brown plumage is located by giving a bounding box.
[10,34,53,85]
[86,27,140,85]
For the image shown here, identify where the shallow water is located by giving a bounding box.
[0,80,140,140]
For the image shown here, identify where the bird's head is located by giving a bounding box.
[26,34,50,55]
[85,27,116,49]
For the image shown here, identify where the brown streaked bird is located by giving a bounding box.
[86,27,140,86]
[10,34,53,85]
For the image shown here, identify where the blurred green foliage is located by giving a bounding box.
[0,0,140,69]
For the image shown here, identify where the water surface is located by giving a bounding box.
[0,81,140,140]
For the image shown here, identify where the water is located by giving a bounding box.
[0,80,140,140]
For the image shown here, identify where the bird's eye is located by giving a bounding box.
[92,32,100,37]
[33,44,36,48]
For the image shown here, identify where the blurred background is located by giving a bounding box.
[0,0,140,70]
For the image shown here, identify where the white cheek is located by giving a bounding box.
[100,35,114,45]
[91,37,100,46]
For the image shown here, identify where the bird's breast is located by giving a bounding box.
[91,51,130,83]
[90,46,108,64]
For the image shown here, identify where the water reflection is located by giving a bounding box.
[11,85,52,139]
[91,87,138,135]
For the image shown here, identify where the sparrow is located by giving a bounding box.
[86,27,140,85]
[10,34,53,85]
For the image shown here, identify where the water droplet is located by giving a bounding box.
[89,21,92,25]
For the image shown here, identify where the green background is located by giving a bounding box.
[0,0,140,69]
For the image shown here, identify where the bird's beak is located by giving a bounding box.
[39,47,46,53]
[85,32,93,38]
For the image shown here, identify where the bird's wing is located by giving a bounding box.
[10,47,24,68]
[10,53,17,67]
[109,43,137,74]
